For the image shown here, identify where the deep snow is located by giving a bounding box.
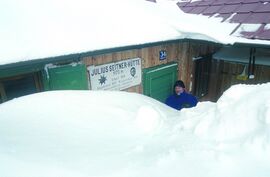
[0,0,182,65]
[1,0,270,65]
[0,83,270,177]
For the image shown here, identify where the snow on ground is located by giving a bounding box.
[0,83,270,177]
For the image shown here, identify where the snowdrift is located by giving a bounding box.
[0,83,270,177]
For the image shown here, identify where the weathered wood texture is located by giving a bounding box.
[0,82,6,103]
[207,60,270,101]
[83,41,219,94]
[181,42,218,93]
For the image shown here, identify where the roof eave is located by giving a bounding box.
[0,38,221,78]
[232,42,270,49]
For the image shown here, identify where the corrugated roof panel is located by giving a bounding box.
[176,2,189,7]
[238,0,261,3]
[216,13,233,21]
[178,6,195,13]
[202,5,223,14]
[229,13,251,23]
[185,1,203,7]
[245,13,270,24]
[224,0,243,5]
[256,27,270,40]
[212,0,226,5]
[174,0,270,41]
[254,25,270,40]
[219,4,241,14]
[235,3,261,13]
[189,6,208,14]
[233,24,263,38]
[254,3,270,13]
[198,0,215,6]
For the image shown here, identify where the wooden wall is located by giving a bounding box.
[181,42,218,93]
[82,41,219,94]
[207,60,270,101]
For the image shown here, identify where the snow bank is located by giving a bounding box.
[1,83,270,177]
[177,83,270,142]
[0,91,178,177]
[172,83,270,177]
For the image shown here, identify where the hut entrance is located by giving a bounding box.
[143,62,178,103]
[0,72,42,102]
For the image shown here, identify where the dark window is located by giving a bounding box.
[1,73,42,102]
[194,55,212,98]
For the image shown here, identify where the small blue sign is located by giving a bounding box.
[159,50,167,60]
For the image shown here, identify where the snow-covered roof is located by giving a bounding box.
[0,0,182,65]
[176,0,270,40]
[0,83,270,176]
[1,0,270,66]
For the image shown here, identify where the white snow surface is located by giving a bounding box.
[1,83,270,177]
[0,0,180,65]
[1,0,270,65]
[233,24,262,38]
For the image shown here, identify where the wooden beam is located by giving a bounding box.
[0,82,7,102]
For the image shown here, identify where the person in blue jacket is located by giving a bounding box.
[165,80,198,110]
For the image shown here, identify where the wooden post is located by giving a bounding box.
[0,82,7,102]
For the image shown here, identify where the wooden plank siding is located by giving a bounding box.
[207,60,270,101]
[82,41,219,95]
[2,39,269,103]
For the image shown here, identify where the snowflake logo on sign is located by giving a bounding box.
[99,75,107,85]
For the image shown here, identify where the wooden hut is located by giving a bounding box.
[176,0,270,101]
[1,0,269,103]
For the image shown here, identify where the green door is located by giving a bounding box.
[44,63,88,90]
[143,63,178,102]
